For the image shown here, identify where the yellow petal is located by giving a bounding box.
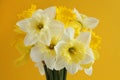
[17,4,37,19]
[15,52,30,66]
[90,32,101,50]
[15,40,31,66]
[93,50,100,60]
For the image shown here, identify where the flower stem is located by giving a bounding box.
[43,65,67,80]
[63,68,67,80]
[48,68,53,80]
[53,69,60,80]
[43,64,49,80]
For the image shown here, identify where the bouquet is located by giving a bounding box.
[14,5,101,80]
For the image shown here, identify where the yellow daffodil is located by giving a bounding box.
[54,28,94,75]
[15,39,31,66]
[17,4,37,19]
[56,6,82,37]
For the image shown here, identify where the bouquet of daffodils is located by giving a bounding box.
[15,5,101,80]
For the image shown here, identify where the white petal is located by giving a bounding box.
[83,17,99,29]
[66,63,79,74]
[39,29,51,46]
[30,46,44,62]
[73,8,83,22]
[55,55,66,70]
[55,41,66,54]
[49,20,64,37]
[35,62,45,75]
[44,55,56,70]
[24,32,37,46]
[43,6,56,19]
[84,67,92,76]
[62,28,74,42]
[16,18,31,32]
[66,28,74,39]
[32,9,43,21]
[77,32,91,46]
[80,48,94,64]
[32,9,49,24]
[32,9,51,27]
[33,9,43,15]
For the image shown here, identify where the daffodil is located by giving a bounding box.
[14,39,31,66]
[16,7,56,46]
[15,6,100,78]
[17,4,37,19]
[76,31,96,75]
[74,8,99,29]
[30,21,64,71]
[56,6,82,37]
[54,28,94,75]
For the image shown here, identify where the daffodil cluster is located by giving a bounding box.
[15,5,101,76]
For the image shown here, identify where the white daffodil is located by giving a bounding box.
[30,20,64,70]
[76,30,95,75]
[73,8,99,29]
[16,7,56,46]
[54,28,94,75]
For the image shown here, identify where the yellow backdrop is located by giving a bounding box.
[0,0,120,80]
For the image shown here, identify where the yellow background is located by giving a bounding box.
[0,0,120,80]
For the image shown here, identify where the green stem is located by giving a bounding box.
[60,68,64,80]
[48,68,53,80]
[63,68,67,80]
[43,65,67,80]
[53,69,60,80]
[43,64,49,80]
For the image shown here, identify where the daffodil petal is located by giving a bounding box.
[44,6,56,19]
[84,66,92,76]
[66,63,79,74]
[39,29,51,46]
[62,28,74,42]
[15,52,30,66]
[44,55,55,70]
[66,28,74,39]
[80,48,94,64]
[35,62,45,75]
[77,32,91,46]
[30,46,44,63]
[55,41,66,54]
[73,8,83,22]
[32,9,43,20]
[24,32,37,46]
[49,20,64,37]
[33,9,43,15]
[32,9,48,24]
[83,17,99,29]
[55,55,67,70]
[16,18,31,32]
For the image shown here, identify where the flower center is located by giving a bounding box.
[37,23,44,30]
[68,47,76,54]
[48,44,55,50]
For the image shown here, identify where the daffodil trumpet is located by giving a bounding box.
[15,5,101,80]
